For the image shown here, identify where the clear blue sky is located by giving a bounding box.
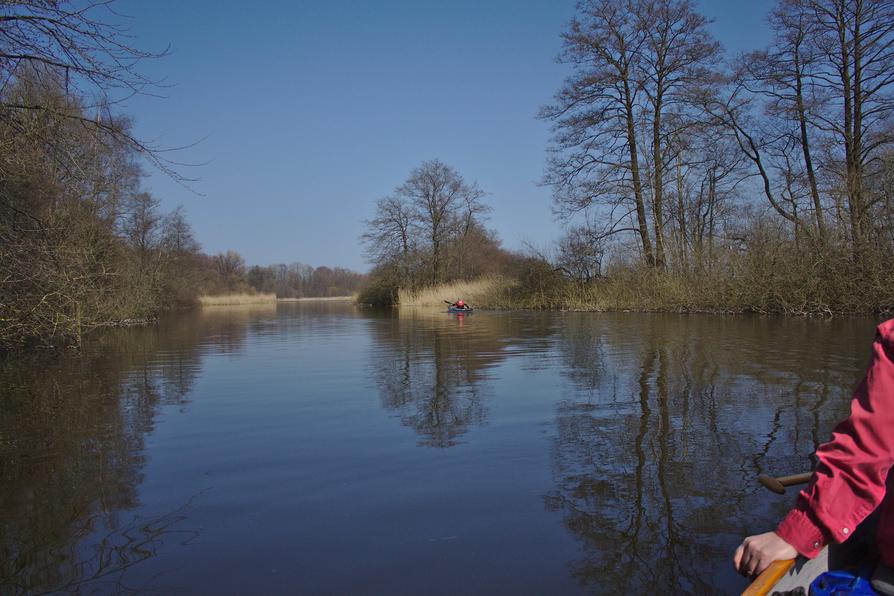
[116,0,776,272]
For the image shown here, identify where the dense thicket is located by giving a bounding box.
[0,1,199,348]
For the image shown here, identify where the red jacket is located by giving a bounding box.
[776,318,894,564]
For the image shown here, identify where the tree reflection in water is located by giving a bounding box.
[545,314,871,593]
[0,308,258,594]
[369,309,556,448]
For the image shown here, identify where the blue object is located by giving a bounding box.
[809,569,878,595]
[447,307,473,313]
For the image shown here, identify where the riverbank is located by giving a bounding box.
[277,296,354,302]
[398,261,894,316]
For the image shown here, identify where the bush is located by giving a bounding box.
[357,280,398,307]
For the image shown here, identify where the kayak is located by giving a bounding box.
[447,306,473,313]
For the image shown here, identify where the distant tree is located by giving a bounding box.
[158,207,201,305]
[214,251,245,292]
[362,159,492,290]
[395,159,487,283]
[246,265,275,294]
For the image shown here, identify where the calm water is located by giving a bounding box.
[0,303,881,594]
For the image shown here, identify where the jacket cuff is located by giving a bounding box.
[776,507,828,559]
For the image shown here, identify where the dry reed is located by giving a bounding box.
[398,276,514,309]
[198,293,277,307]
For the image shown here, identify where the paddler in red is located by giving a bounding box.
[733,319,894,592]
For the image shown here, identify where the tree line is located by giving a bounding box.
[243,261,365,298]
[361,0,893,313]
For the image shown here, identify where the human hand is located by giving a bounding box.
[733,531,798,577]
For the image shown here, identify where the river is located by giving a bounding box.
[0,303,881,594]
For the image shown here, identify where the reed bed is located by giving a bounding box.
[198,293,277,307]
[389,240,894,315]
[398,276,516,309]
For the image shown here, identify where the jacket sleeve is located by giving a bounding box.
[776,319,894,558]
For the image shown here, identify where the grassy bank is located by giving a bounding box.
[403,257,894,316]
[198,293,277,307]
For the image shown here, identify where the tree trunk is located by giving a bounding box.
[794,51,826,243]
[624,78,655,266]
[652,94,666,269]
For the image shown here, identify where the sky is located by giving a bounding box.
[114,0,777,272]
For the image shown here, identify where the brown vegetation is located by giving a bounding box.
[432,231,893,316]
[397,277,513,308]
[197,294,277,307]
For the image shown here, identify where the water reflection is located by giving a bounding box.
[368,309,560,447]
[370,310,497,447]
[0,308,258,594]
[546,315,873,593]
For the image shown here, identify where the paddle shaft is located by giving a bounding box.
[757,472,813,495]
[741,559,796,596]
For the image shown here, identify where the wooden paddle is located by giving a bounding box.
[741,559,796,596]
[757,472,813,495]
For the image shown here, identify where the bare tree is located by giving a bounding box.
[0,1,186,180]
[702,77,810,232]
[160,206,199,256]
[708,0,894,259]
[362,195,415,287]
[0,2,199,347]
[542,0,719,269]
[121,192,161,260]
[360,160,495,295]
[542,0,654,264]
[639,0,719,267]
[767,0,827,240]
[802,0,894,258]
[393,159,486,284]
[556,225,606,282]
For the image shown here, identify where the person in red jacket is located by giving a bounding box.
[451,299,471,310]
[734,318,894,593]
